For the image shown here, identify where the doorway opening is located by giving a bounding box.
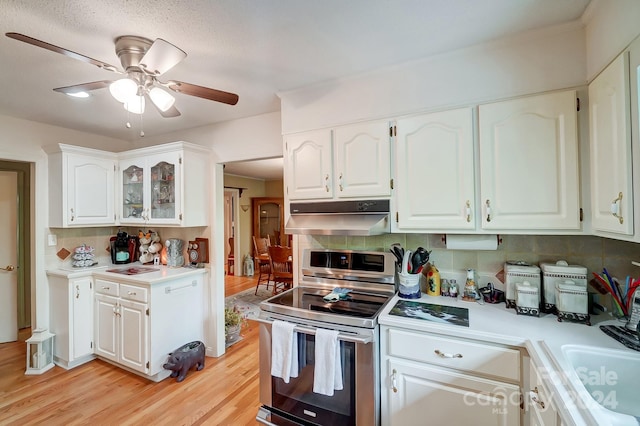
[0,160,32,343]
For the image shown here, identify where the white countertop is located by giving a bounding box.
[379,293,640,426]
[47,262,207,285]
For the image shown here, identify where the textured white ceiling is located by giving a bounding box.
[0,0,590,144]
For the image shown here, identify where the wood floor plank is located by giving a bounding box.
[0,274,264,425]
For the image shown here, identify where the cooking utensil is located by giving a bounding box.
[389,243,404,264]
[402,250,412,274]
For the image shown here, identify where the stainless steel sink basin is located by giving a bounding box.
[562,344,640,418]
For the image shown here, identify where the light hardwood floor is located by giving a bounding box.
[0,273,264,426]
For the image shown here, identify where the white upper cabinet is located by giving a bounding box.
[285,121,391,201]
[333,121,391,198]
[45,144,117,227]
[118,142,210,227]
[394,108,475,231]
[479,90,581,231]
[285,129,333,200]
[589,52,634,236]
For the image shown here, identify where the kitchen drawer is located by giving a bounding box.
[387,328,521,382]
[120,283,148,303]
[95,279,119,297]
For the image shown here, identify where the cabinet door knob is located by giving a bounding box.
[435,349,463,358]
[325,174,330,192]
[465,200,471,222]
[76,284,80,299]
[70,208,75,222]
[339,173,343,192]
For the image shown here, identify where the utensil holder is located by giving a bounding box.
[398,273,421,299]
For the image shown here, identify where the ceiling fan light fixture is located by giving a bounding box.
[149,87,175,111]
[109,78,137,103]
[124,95,145,114]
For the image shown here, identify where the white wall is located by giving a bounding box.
[279,22,587,134]
[0,114,129,332]
[133,111,283,162]
[583,0,640,79]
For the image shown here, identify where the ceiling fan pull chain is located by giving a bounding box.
[139,96,145,137]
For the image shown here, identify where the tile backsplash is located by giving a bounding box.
[308,234,640,283]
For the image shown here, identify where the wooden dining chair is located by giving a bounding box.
[253,236,271,294]
[227,237,234,275]
[268,245,293,295]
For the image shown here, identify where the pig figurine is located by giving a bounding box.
[163,341,205,382]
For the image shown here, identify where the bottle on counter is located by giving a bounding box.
[463,268,479,301]
[426,264,441,296]
[449,279,458,298]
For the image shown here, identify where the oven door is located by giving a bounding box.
[256,315,379,426]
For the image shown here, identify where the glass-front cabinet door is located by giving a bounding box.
[150,161,176,220]
[122,163,145,221]
[119,152,181,225]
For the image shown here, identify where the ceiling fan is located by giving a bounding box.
[5,32,239,118]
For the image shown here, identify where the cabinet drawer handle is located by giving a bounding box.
[529,388,545,409]
[610,192,624,224]
[391,369,398,393]
[102,286,110,291]
[127,291,137,296]
[435,349,463,359]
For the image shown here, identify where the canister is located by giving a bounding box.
[515,281,540,317]
[555,281,590,325]
[504,261,541,309]
[540,261,587,314]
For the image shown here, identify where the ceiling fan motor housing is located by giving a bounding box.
[114,35,153,72]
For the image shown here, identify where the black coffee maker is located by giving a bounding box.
[111,230,132,264]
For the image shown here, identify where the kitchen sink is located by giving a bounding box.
[561,344,640,418]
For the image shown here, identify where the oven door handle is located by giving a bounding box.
[254,317,373,344]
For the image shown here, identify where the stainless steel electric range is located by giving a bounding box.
[256,249,396,426]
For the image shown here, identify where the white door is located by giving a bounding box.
[479,90,580,230]
[589,52,633,235]
[387,359,520,426]
[333,121,391,198]
[94,294,118,362]
[66,154,116,226]
[0,171,18,343]
[395,108,475,231]
[119,299,148,373]
[72,278,93,360]
[285,129,333,200]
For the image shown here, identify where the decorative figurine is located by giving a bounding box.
[163,341,205,382]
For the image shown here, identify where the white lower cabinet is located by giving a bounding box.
[48,273,95,369]
[94,289,148,374]
[381,326,522,425]
[93,274,204,381]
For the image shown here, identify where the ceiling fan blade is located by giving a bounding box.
[5,32,120,73]
[147,94,181,118]
[53,80,113,94]
[166,81,239,105]
[139,38,186,76]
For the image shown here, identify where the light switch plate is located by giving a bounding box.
[47,234,57,246]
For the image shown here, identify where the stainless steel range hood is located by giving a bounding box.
[285,200,390,236]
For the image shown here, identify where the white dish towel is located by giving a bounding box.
[270,320,298,383]
[313,328,343,396]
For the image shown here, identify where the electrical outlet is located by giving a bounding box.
[47,234,57,246]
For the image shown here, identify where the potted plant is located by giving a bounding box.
[225,305,246,344]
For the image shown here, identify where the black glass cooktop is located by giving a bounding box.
[266,286,392,319]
